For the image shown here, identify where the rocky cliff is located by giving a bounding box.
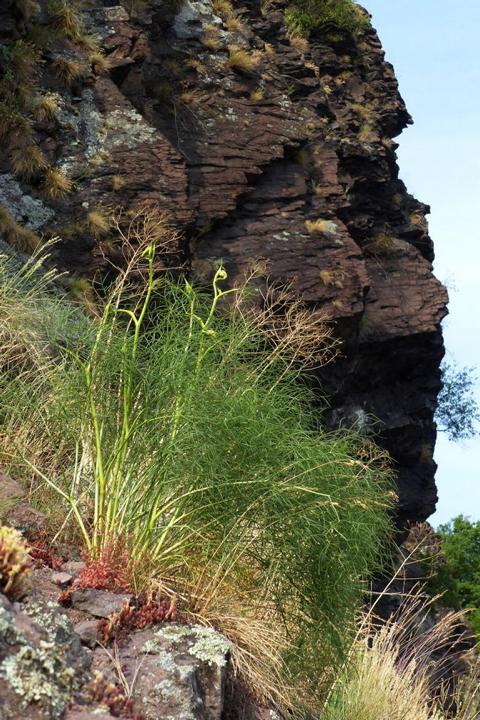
[0,0,448,526]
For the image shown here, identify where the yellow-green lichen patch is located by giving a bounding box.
[0,602,90,718]
[143,624,232,668]
[1,641,75,717]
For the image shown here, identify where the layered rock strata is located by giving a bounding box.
[0,0,448,524]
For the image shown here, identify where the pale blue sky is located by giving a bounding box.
[361,0,480,526]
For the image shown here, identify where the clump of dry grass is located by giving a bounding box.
[179,88,207,105]
[9,40,41,84]
[185,58,207,75]
[34,92,60,122]
[363,233,396,257]
[48,0,85,43]
[250,87,264,101]
[87,209,110,237]
[89,51,112,75]
[305,218,338,235]
[200,29,222,51]
[227,46,258,73]
[225,13,245,32]
[0,205,40,252]
[111,175,126,191]
[10,144,48,179]
[324,593,480,720]
[53,56,85,85]
[41,166,72,199]
[232,265,339,372]
[212,0,233,16]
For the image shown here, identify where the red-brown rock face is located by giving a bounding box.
[0,0,448,525]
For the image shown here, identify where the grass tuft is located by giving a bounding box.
[325,594,480,720]
[87,209,110,237]
[41,167,73,199]
[34,92,60,122]
[10,143,48,178]
[47,0,85,43]
[89,51,112,75]
[227,46,258,73]
[0,526,31,600]
[0,205,40,252]
[53,56,85,85]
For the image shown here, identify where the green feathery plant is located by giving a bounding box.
[285,0,369,39]
[0,211,394,712]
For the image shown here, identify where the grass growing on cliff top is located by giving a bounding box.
[285,0,369,38]
[0,211,393,712]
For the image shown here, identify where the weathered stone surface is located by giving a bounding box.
[71,589,133,619]
[62,562,86,578]
[8,504,47,537]
[0,474,23,509]
[73,620,100,649]
[0,596,90,720]
[93,623,232,720]
[52,573,74,588]
[65,709,115,720]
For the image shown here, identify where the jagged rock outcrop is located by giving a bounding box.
[0,0,448,525]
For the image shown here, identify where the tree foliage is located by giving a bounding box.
[429,516,480,641]
[436,361,479,442]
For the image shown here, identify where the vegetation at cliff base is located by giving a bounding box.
[429,516,480,642]
[324,595,480,720]
[0,211,394,711]
[285,0,369,38]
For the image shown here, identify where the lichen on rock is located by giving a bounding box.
[0,599,91,719]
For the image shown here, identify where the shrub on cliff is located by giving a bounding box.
[428,516,480,642]
[436,362,479,441]
[0,212,393,712]
[285,0,369,38]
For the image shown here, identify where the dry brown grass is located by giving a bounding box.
[225,13,245,32]
[200,31,222,51]
[305,218,338,235]
[178,87,208,105]
[111,175,126,191]
[0,526,31,600]
[89,51,112,75]
[53,56,85,85]
[41,167,73,199]
[10,144,48,178]
[48,0,85,42]
[212,0,233,16]
[324,591,480,720]
[232,264,338,373]
[185,58,208,75]
[227,46,258,73]
[34,93,60,122]
[87,209,110,237]
[289,34,309,53]
[0,206,40,252]
[249,87,264,102]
